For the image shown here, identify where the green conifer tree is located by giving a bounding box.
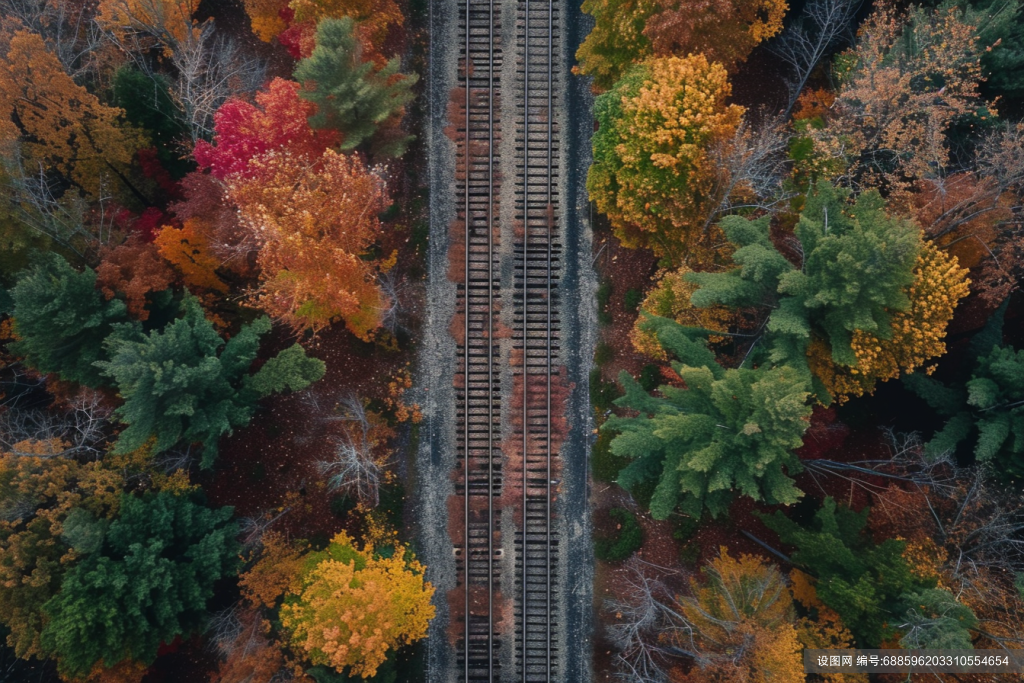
[604,315,811,519]
[762,498,927,647]
[97,293,325,467]
[9,254,137,387]
[293,17,418,157]
[904,304,1024,476]
[688,182,921,389]
[40,492,239,677]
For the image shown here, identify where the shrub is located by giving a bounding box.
[595,507,644,561]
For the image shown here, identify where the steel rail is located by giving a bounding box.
[520,0,530,678]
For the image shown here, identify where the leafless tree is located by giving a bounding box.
[1,156,119,262]
[923,123,1024,243]
[0,386,111,459]
[801,427,960,497]
[171,26,266,145]
[767,0,861,118]
[375,269,408,335]
[237,507,290,549]
[703,118,793,232]
[317,394,389,507]
[605,558,693,683]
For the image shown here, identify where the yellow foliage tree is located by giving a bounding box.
[670,548,803,683]
[0,29,144,197]
[280,532,434,678]
[96,0,202,53]
[588,54,744,263]
[630,266,734,359]
[242,0,290,41]
[155,219,230,293]
[809,243,971,402]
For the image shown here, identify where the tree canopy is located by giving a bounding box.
[604,316,811,518]
[97,293,325,467]
[280,532,434,678]
[40,492,239,677]
[293,17,417,157]
[588,54,744,263]
[10,254,136,387]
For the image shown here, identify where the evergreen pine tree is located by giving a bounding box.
[10,254,137,387]
[40,492,239,677]
[689,182,921,373]
[604,315,811,519]
[904,302,1024,476]
[97,293,326,467]
[293,17,418,157]
[762,498,927,647]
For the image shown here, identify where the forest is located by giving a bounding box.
[0,0,1021,676]
[583,0,1024,679]
[0,0,433,679]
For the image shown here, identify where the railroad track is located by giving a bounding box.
[453,0,562,680]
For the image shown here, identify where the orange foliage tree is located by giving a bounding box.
[810,4,987,203]
[154,219,230,293]
[0,29,144,196]
[576,0,787,91]
[588,54,744,264]
[279,531,434,678]
[228,148,389,338]
[242,0,402,62]
[808,243,971,402]
[96,236,177,320]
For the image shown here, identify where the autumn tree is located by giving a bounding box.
[154,219,229,293]
[870,466,1024,654]
[293,17,417,157]
[285,0,404,63]
[193,77,337,179]
[0,441,121,660]
[767,0,858,117]
[604,315,811,518]
[588,55,745,263]
[576,0,787,91]
[0,436,192,663]
[241,0,290,41]
[808,243,970,402]
[96,235,177,320]
[279,531,434,678]
[810,4,988,202]
[228,148,389,338]
[39,491,239,677]
[96,293,326,467]
[688,183,926,400]
[629,266,735,359]
[10,253,136,387]
[169,171,253,275]
[0,29,145,197]
[95,0,202,54]
[671,549,803,683]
